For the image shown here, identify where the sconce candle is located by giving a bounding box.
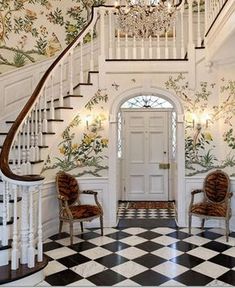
[85,115,91,130]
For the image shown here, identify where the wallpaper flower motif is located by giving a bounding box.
[0,0,104,73]
[165,74,235,176]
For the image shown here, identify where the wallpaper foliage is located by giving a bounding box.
[42,89,109,177]
[0,0,103,74]
[165,74,235,176]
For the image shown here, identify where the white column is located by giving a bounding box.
[27,187,35,268]
[37,185,43,262]
[20,186,29,264]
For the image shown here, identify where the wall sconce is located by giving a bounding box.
[85,115,91,130]
[191,113,210,130]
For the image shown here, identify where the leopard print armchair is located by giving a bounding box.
[56,171,103,245]
[188,169,233,242]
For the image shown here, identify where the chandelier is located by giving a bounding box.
[115,0,182,38]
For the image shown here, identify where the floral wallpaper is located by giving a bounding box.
[165,74,235,177]
[0,0,103,74]
[42,89,109,177]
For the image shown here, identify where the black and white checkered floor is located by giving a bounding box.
[38,226,235,287]
[117,202,175,219]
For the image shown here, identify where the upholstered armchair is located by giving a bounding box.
[188,169,232,242]
[56,171,103,245]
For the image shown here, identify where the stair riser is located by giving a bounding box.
[0,249,10,266]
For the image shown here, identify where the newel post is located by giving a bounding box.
[98,7,107,89]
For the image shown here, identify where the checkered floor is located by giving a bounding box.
[38,224,235,287]
[117,202,175,219]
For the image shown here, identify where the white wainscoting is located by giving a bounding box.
[185,176,235,232]
[41,177,109,240]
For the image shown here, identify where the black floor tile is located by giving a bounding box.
[87,269,126,286]
[170,253,204,268]
[49,232,70,241]
[131,270,170,286]
[218,270,235,286]
[57,253,90,268]
[135,241,164,252]
[101,241,131,252]
[76,231,100,240]
[45,269,82,286]
[95,253,129,268]
[137,231,161,240]
[68,241,97,252]
[202,240,231,252]
[174,270,213,286]
[105,231,131,240]
[196,230,222,240]
[118,219,177,228]
[168,240,198,252]
[43,241,63,252]
[209,254,235,268]
[167,231,190,240]
[134,253,166,268]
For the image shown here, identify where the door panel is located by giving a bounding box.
[123,109,169,201]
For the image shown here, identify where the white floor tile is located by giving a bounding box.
[179,227,202,234]
[88,236,115,246]
[79,247,112,260]
[216,236,235,246]
[183,235,211,246]
[114,279,141,286]
[119,235,147,246]
[152,261,188,278]
[71,260,107,277]
[36,280,51,286]
[122,227,147,235]
[192,261,229,279]
[67,279,96,286]
[93,227,118,235]
[55,236,84,246]
[111,260,148,278]
[152,235,179,246]
[151,227,176,234]
[43,260,67,276]
[187,246,219,260]
[206,279,232,286]
[160,279,186,286]
[116,247,147,260]
[44,247,77,260]
[151,246,183,260]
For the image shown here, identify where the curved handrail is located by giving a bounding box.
[0,6,98,182]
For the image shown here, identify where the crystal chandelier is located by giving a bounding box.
[115,0,182,38]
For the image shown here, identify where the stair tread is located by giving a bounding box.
[6,119,64,124]
[0,195,22,203]
[8,160,44,165]
[0,255,48,284]
[0,239,12,251]
[65,94,83,98]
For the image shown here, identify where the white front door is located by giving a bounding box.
[122,109,170,201]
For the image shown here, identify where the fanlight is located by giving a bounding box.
[115,0,182,38]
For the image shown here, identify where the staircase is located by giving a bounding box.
[0,0,226,285]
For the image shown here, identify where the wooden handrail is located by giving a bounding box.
[0,6,98,182]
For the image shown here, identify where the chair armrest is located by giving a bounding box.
[191,189,203,195]
[57,195,69,201]
[82,190,98,196]
[229,192,233,198]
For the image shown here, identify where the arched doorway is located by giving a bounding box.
[118,95,175,201]
[108,87,185,227]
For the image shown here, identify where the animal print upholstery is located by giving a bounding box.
[204,171,229,202]
[65,205,101,219]
[57,172,79,205]
[191,202,227,217]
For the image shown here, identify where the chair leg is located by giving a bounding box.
[59,220,63,235]
[188,214,192,235]
[69,221,73,245]
[225,219,230,242]
[100,216,104,236]
[80,222,83,233]
[201,219,205,230]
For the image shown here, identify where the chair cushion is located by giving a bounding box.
[57,172,79,205]
[191,202,227,217]
[204,171,229,202]
[69,205,101,219]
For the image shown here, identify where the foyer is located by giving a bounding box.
[0,0,235,286]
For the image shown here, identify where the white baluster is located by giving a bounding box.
[133,35,137,59]
[11,184,19,270]
[42,87,48,133]
[141,38,144,59]
[50,74,55,119]
[30,110,35,162]
[117,29,121,59]
[59,62,64,106]
[17,132,22,174]
[99,8,106,61]
[90,27,94,70]
[12,141,17,174]
[38,97,43,147]
[149,36,153,59]
[2,181,9,246]
[80,40,84,83]
[37,185,43,262]
[197,0,202,47]
[108,11,113,59]
[69,50,74,95]
[125,32,128,59]
[26,118,32,174]
[188,0,193,46]
[21,122,27,174]
[27,187,35,268]
[205,0,208,33]
[20,186,29,264]
[34,102,39,161]
[157,35,160,58]
[173,24,177,59]
[165,32,169,59]
[180,1,185,58]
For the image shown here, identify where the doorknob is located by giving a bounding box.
[163,151,167,154]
